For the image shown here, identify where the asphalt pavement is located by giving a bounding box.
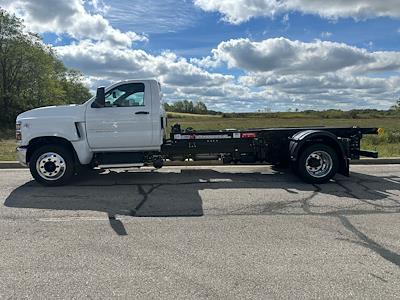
[1,165,399,299]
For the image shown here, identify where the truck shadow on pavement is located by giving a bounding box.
[4,167,400,266]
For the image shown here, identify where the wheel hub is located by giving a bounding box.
[44,161,57,173]
[36,152,66,181]
[305,151,333,178]
[307,156,321,169]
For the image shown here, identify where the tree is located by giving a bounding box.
[163,102,172,112]
[0,9,91,127]
[163,100,209,114]
[194,101,207,114]
[390,99,400,111]
[174,101,184,112]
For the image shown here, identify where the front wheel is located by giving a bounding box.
[297,144,338,184]
[29,145,75,186]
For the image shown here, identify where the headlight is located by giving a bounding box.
[16,122,21,131]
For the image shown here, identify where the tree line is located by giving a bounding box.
[163,100,209,114]
[0,9,91,128]
[219,108,400,119]
[164,99,400,117]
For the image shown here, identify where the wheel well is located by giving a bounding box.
[26,137,78,164]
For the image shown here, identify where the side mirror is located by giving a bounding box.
[92,86,105,108]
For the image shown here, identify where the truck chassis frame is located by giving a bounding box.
[159,124,379,182]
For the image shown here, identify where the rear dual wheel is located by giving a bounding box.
[296,144,338,184]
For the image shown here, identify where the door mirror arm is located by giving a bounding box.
[91,86,105,108]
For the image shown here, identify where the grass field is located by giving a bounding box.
[0,139,16,161]
[0,129,15,161]
[1,114,399,160]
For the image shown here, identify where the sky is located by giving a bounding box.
[1,0,400,112]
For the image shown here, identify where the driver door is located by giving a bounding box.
[85,81,154,150]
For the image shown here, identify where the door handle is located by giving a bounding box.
[135,111,149,115]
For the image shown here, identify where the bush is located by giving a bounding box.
[387,131,400,143]
[363,130,400,146]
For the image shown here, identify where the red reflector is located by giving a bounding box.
[241,132,256,138]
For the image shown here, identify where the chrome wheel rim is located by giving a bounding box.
[305,150,333,178]
[36,152,66,181]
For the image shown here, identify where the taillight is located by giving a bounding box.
[241,132,257,138]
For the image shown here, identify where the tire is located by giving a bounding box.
[29,144,75,186]
[297,143,338,184]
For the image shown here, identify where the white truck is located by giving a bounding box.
[16,79,380,186]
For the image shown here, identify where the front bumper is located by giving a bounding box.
[16,147,28,167]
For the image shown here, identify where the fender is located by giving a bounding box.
[289,130,349,176]
[25,135,93,166]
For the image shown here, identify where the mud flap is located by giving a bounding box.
[339,158,350,177]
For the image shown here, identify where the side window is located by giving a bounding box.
[104,83,145,107]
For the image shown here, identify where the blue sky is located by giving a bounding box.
[2,0,400,111]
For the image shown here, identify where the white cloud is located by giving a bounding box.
[196,38,400,75]
[55,36,400,111]
[54,41,271,112]
[194,0,400,24]
[320,32,332,38]
[239,74,399,103]
[192,37,400,110]
[88,0,110,14]
[55,40,233,88]
[107,0,200,34]
[0,0,146,46]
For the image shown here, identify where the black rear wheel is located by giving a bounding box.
[297,144,338,184]
[29,145,75,186]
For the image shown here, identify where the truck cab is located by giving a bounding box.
[16,79,166,185]
[86,79,165,152]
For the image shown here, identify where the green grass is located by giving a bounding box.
[361,130,400,157]
[1,115,399,160]
[0,139,16,161]
[0,129,16,161]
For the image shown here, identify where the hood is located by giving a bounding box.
[17,104,85,122]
